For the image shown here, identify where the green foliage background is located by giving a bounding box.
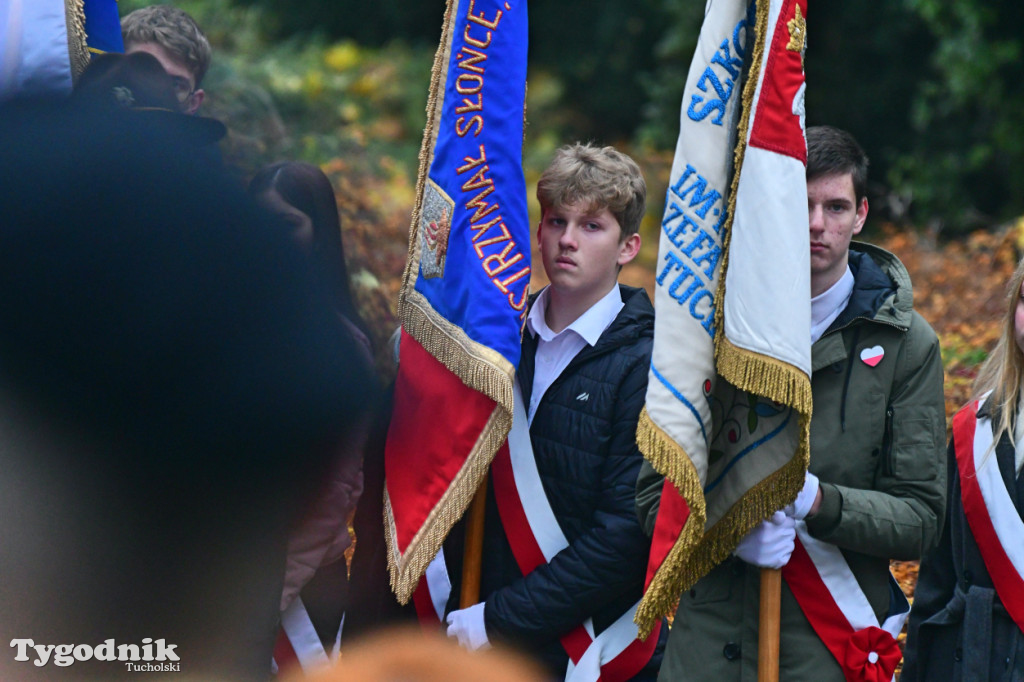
[122,0,1024,234]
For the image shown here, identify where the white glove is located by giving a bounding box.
[785,472,820,520]
[733,510,796,569]
[446,602,490,651]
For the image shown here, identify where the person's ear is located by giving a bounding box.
[853,196,868,235]
[186,88,205,115]
[617,232,642,266]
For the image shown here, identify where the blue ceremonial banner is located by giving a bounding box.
[85,0,125,55]
[385,0,529,604]
[412,0,530,365]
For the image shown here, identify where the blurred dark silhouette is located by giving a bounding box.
[0,96,375,680]
[72,51,226,146]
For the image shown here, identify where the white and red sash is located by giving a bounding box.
[412,549,449,628]
[419,382,660,680]
[489,381,660,682]
[952,399,1024,634]
[782,525,909,682]
[272,597,338,677]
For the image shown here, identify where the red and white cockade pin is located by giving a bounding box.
[860,345,885,367]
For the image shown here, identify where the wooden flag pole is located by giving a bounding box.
[460,474,489,608]
[758,567,782,682]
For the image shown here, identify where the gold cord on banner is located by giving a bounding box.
[65,0,89,83]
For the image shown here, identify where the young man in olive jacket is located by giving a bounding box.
[443,143,666,680]
[639,126,947,680]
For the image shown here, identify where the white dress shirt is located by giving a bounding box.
[524,286,623,424]
[810,266,854,345]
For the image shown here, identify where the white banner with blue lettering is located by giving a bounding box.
[636,0,812,634]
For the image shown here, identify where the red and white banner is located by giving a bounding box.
[953,399,1024,634]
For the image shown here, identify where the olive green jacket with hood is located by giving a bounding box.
[637,242,947,681]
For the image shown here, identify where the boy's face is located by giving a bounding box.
[538,201,641,304]
[807,172,867,295]
[126,41,205,115]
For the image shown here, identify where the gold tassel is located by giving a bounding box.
[675,411,810,598]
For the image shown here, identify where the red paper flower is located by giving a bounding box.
[842,626,901,682]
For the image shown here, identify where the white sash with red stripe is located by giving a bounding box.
[953,398,1024,634]
[272,597,337,676]
[412,551,449,627]
[781,524,909,681]
[489,381,659,682]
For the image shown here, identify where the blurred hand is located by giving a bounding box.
[446,602,490,651]
[733,511,796,569]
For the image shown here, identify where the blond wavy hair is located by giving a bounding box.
[972,256,1024,443]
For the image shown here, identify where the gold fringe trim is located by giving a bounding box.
[402,288,515,411]
[385,402,511,604]
[64,0,89,84]
[633,408,707,638]
[395,0,457,308]
[716,336,813,416]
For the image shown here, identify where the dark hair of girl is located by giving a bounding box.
[248,162,366,334]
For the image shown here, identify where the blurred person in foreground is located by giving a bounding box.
[249,162,379,673]
[281,627,547,682]
[0,95,375,680]
[71,50,225,147]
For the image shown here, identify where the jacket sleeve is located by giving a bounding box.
[636,460,664,538]
[483,355,652,644]
[901,438,958,681]
[806,312,947,560]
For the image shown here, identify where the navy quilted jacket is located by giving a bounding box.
[444,285,663,678]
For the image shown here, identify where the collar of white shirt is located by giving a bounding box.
[810,266,854,345]
[523,285,624,424]
[526,284,624,345]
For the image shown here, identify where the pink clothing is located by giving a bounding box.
[280,318,373,612]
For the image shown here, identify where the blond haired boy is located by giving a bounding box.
[444,143,665,680]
